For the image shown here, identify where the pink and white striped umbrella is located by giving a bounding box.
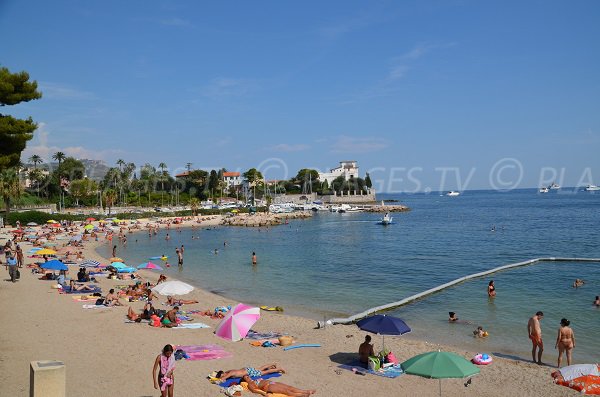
[214,303,260,341]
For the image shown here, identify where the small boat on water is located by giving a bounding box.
[585,184,600,191]
[446,191,460,197]
[549,182,560,190]
[539,187,549,193]
[378,213,393,225]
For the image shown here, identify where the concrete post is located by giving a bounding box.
[30,361,65,397]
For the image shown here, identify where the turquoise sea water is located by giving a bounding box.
[100,188,600,363]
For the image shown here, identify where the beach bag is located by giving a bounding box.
[15,269,20,279]
[95,298,105,306]
[368,356,381,371]
[386,352,398,364]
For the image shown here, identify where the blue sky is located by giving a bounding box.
[2,0,599,191]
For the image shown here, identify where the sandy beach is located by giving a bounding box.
[0,217,576,397]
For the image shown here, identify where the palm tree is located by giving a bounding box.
[52,151,66,168]
[158,163,167,206]
[0,168,21,215]
[29,154,42,169]
[116,159,125,171]
[103,189,117,215]
[189,197,200,215]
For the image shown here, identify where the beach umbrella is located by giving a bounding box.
[47,220,57,223]
[41,259,68,271]
[84,224,94,230]
[152,280,194,296]
[357,314,411,352]
[109,257,123,262]
[110,262,127,268]
[35,248,57,255]
[50,223,61,228]
[86,217,96,221]
[82,259,101,267]
[137,261,163,270]
[27,222,38,226]
[401,351,480,396]
[214,303,260,342]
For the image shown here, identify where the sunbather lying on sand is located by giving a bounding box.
[166,296,198,306]
[216,363,285,381]
[68,280,97,292]
[241,374,316,397]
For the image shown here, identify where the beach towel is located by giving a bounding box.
[172,323,210,329]
[245,330,284,340]
[555,375,600,395]
[338,361,404,378]
[174,344,232,361]
[82,304,112,309]
[71,295,97,302]
[239,382,290,397]
[160,353,175,391]
[218,372,281,388]
[61,286,101,294]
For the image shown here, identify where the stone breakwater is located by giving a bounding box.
[221,211,313,227]
[364,205,410,213]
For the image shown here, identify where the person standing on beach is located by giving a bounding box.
[527,311,544,364]
[252,252,257,265]
[112,245,117,257]
[16,244,24,268]
[555,318,575,367]
[153,344,175,397]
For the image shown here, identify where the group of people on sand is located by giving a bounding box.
[154,345,315,397]
[527,311,577,367]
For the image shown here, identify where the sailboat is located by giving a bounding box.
[379,212,393,225]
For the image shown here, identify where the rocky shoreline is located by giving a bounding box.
[221,211,313,227]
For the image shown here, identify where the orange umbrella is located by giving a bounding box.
[86,217,96,221]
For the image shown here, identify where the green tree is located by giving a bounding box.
[52,151,66,168]
[29,154,42,168]
[103,189,117,215]
[365,172,372,189]
[0,168,21,215]
[56,157,85,180]
[0,67,42,172]
[243,168,263,186]
[70,178,97,206]
[189,197,200,215]
[208,169,219,192]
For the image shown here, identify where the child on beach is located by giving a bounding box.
[153,344,175,397]
[473,326,488,338]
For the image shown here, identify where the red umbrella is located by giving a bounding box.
[50,223,61,228]
[86,217,96,221]
[11,229,24,234]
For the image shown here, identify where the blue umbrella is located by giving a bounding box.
[41,259,68,271]
[357,314,411,352]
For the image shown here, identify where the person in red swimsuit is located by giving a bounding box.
[527,311,544,364]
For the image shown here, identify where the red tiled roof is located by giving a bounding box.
[223,172,240,177]
[175,171,190,178]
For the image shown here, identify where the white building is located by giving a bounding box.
[318,161,359,185]
[223,171,242,188]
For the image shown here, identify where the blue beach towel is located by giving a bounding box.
[61,286,102,294]
[338,361,404,379]
[218,372,281,388]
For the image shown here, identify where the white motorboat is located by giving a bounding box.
[446,191,460,196]
[585,185,600,191]
[549,182,560,190]
[539,187,549,193]
[379,213,393,225]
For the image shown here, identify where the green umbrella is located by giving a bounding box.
[401,351,480,396]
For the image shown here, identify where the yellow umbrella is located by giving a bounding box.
[84,224,94,230]
[47,220,57,223]
[109,257,123,262]
[36,248,57,255]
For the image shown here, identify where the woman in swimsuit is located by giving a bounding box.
[153,344,175,397]
[241,374,316,397]
[555,318,575,367]
[487,280,496,297]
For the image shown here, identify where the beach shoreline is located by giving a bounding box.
[0,217,577,396]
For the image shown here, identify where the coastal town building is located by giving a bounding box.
[318,161,359,185]
[223,171,242,188]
